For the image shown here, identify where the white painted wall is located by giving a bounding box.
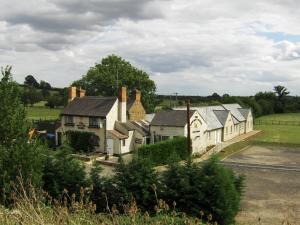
[245,111,253,133]
[223,114,236,141]
[106,100,119,130]
[207,129,222,146]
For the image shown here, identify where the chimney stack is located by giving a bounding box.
[118,86,127,122]
[68,86,77,102]
[135,89,141,102]
[79,88,86,98]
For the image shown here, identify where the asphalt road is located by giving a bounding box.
[223,145,300,225]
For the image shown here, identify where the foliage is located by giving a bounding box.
[24,75,39,88]
[66,130,98,153]
[42,146,87,199]
[21,87,43,106]
[0,139,45,205]
[137,137,188,166]
[162,157,244,225]
[73,55,157,112]
[0,66,28,146]
[40,80,51,90]
[45,93,65,108]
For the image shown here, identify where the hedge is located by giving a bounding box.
[137,137,188,166]
[66,130,96,153]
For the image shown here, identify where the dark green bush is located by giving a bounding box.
[66,130,97,153]
[162,157,244,225]
[137,137,188,166]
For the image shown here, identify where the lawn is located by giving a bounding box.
[26,106,61,120]
[254,113,300,146]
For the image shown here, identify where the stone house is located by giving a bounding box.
[55,86,149,155]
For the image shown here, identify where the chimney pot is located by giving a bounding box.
[68,86,77,102]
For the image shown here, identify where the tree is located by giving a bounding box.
[273,85,289,113]
[45,93,65,108]
[73,55,157,112]
[40,80,51,90]
[21,87,42,106]
[0,66,45,204]
[0,66,28,146]
[24,75,39,88]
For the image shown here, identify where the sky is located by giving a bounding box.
[1,0,300,96]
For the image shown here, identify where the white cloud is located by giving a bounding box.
[1,0,300,95]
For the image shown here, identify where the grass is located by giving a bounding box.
[254,113,300,146]
[26,106,61,120]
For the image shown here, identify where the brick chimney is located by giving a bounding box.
[68,86,77,102]
[118,87,127,122]
[135,89,141,102]
[79,88,86,98]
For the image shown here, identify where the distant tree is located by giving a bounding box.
[40,80,51,90]
[211,92,221,100]
[45,93,64,108]
[73,55,157,112]
[24,75,39,88]
[21,87,42,106]
[242,97,262,117]
[273,85,289,113]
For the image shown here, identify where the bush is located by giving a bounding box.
[137,137,188,166]
[91,157,159,213]
[66,130,97,153]
[42,146,88,199]
[162,157,244,225]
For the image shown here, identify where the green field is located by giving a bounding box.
[254,113,300,145]
[26,106,61,120]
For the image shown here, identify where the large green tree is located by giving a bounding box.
[73,55,157,112]
[0,66,45,204]
[0,66,28,146]
[273,85,289,113]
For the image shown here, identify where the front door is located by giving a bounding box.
[107,139,114,155]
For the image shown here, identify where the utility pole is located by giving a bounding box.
[186,100,192,155]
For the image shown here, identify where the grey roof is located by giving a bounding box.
[231,115,239,125]
[61,96,117,117]
[174,106,223,130]
[222,104,246,122]
[145,113,155,122]
[127,98,135,110]
[213,110,230,126]
[150,110,196,127]
[238,108,250,118]
[115,121,149,137]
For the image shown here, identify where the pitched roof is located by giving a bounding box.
[231,115,239,125]
[127,98,135,110]
[222,104,246,122]
[61,96,117,117]
[107,130,128,139]
[213,110,230,126]
[238,108,250,118]
[150,110,196,127]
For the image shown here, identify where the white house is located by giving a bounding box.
[55,86,150,155]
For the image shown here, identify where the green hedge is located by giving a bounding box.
[66,130,96,153]
[137,137,188,166]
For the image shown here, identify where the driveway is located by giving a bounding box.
[223,145,300,225]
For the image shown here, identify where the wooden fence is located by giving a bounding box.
[255,120,300,126]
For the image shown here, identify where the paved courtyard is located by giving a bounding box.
[223,145,300,225]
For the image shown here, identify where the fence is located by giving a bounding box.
[255,120,300,126]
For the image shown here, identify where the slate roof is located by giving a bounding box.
[231,115,239,125]
[61,96,117,117]
[150,110,196,127]
[115,121,149,137]
[126,98,135,110]
[213,110,230,126]
[238,108,250,118]
[107,130,128,139]
[222,104,246,122]
[196,106,224,130]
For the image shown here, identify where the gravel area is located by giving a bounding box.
[224,145,300,225]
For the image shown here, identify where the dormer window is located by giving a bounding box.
[64,116,74,126]
[89,117,99,128]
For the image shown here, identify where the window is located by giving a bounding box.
[161,136,169,141]
[64,116,74,125]
[122,139,126,146]
[91,135,100,147]
[89,117,99,128]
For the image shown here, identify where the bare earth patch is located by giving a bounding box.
[223,145,300,225]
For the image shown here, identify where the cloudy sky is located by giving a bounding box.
[1,0,300,95]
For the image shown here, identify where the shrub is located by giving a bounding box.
[66,130,97,153]
[162,157,244,225]
[137,137,188,166]
[42,146,88,199]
